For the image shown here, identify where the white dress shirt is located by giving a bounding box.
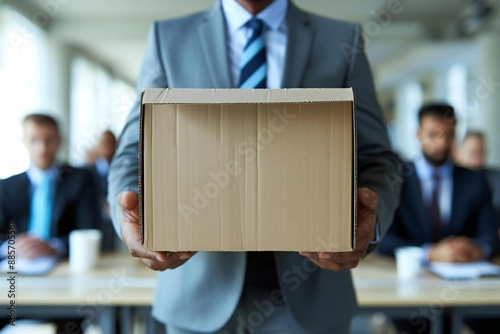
[414,157,453,260]
[414,156,453,226]
[414,157,490,259]
[94,157,110,177]
[221,0,288,89]
[27,164,58,191]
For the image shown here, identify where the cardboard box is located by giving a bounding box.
[139,88,357,252]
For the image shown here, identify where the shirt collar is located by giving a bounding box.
[221,0,288,32]
[414,155,453,181]
[94,157,110,176]
[27,164,58,186]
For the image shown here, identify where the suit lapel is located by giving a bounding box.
[281,3,314,88]
[17,173,31,232]
[448,166,465,236]
[197,2,232,88]
[197,2,314,89]
[51,165,70,235]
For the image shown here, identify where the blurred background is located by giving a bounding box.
[0,0,499,174]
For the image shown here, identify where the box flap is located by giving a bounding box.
[142,88,354,105]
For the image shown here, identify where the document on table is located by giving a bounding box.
[0,319,57,334]
[0,256,58,276]
[428,261,500,280]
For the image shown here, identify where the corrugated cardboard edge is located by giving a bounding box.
[138,89,146,245]
[351,90,358,251]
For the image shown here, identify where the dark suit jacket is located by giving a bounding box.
[485,168,500,224]
[0,165,100,255]
[379,162,500,258]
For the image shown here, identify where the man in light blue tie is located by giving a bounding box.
[109,0,401,333]
[0,114,100,259]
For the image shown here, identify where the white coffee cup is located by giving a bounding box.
[395,246,425,280]
[69,229,102,273]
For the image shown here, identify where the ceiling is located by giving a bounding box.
[4,0,496,85]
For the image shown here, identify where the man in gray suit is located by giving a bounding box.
[109,0,400,333]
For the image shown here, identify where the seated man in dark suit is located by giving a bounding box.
[0,114,100,259]
[380,103,499,262]
[455,131,500,224]
[379,104,500,334]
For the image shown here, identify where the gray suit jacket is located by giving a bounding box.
[108,1,400,331]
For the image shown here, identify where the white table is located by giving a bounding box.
[2,253,499,334]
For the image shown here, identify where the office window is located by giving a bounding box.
[463,64,482,134]
[0,7,48,178]
[392,81,423,159]
[69,57,134,165]
[110,79,136,136]
[448,63,468,140]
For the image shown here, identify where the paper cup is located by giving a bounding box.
[395,246,425,280]
[69,229,102,273]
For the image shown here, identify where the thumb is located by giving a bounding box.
[358,188,377,210]
[117,191,139,211]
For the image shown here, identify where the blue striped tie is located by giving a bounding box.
[239,17,267,89]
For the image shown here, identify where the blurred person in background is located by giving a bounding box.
[455,131,500,223]
[380,104,499,261]
[89,130,118,251]
[0,113,100,260]
[379,104,500,334]
[85,148,98,166]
